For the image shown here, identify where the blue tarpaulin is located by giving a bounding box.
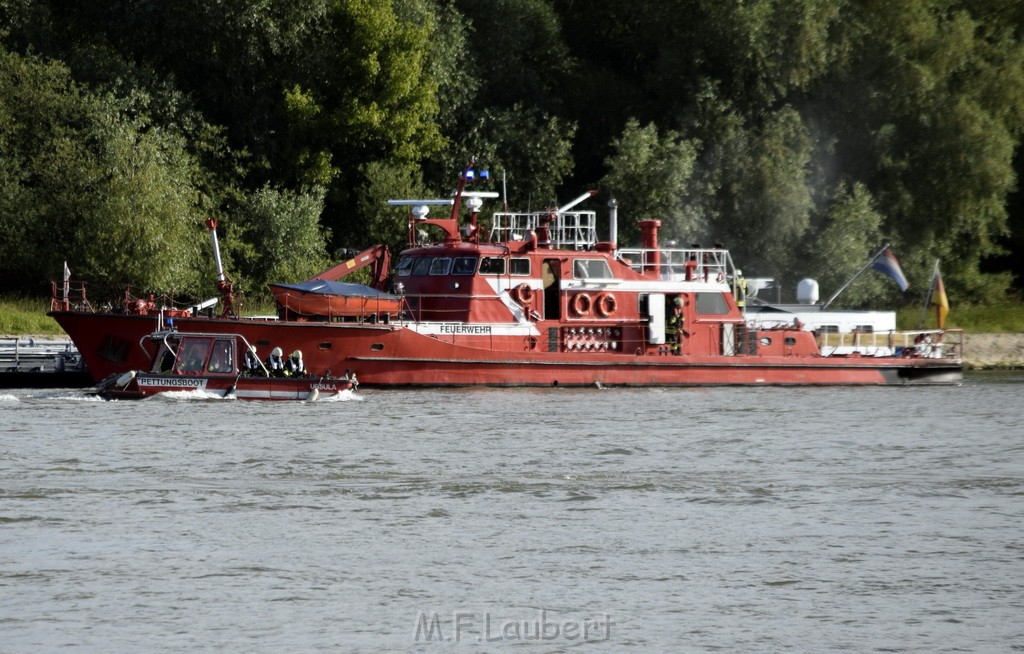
[270,280,398,300]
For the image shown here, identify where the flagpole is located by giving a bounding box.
[918,259,938,329]
[821,243,890,309]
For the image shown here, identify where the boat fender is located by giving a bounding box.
[115,370,137,387]
[512,283,534,305]
[595,293,617,317]
[571,292,592,317]
[306,388,320,402]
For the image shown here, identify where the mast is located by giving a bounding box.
[821,244,890,309]
[205,217,235,317]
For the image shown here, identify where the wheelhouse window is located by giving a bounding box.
[207,339,234,373]
[176,338,211,374]
[695,292,730,315]
[395,257,414,277]
[573,259,611,279]
[453,257,477,275]
[429,257,452,275]
[479,257,506,275]
[510,258,531,276]
[411,257,432,276]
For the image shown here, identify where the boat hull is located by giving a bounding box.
[100,372,354,401]
[54,311,962,387]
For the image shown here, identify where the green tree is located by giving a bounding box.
[800,183,887,307]
[601,119,700,245]
[0,47,209,296]
[225,184,331,296]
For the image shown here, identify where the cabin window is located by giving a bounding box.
[819,325,839,333]
[429,257,452,275]
[759,336,772,346]
[411,257,432,276]
[479,257,506,275]
[177,339,211,374]
[510,258,531,276]
[453,257,477,275]
[784,337,797,346]
[395,257,414,277]
[370,343,384,351]
[573,259,611,279]
[152,346,175,373]
[319,342,332,350]
[696,292,730,315]
[207,339,234,373]
[855,324,874,333]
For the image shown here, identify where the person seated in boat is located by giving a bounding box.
[284,349,306,377]
[244,345,265,376]
[265,347,285,376]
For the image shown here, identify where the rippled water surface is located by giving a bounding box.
[2,373,1023,652]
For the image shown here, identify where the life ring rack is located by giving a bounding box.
[512,283,534,305]
[571,292,592,317]
[595,293,617,317]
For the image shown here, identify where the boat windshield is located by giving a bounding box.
[207,339,234,374]
[175,338,212,374]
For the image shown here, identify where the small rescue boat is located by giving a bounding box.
[96,331,357,401]
[268,279,402,319]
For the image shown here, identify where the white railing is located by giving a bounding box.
[817,329,963,359]
[489,211,598,250]
[615,247,736,283]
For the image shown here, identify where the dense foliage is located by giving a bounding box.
[1,0,1021,307]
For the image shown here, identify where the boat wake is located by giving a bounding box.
[316,388,363,402]
[0,393,18,402]
[154,389,233,401]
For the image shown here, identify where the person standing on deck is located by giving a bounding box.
[666,297,685,355]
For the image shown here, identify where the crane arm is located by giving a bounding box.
[309,244,392,290]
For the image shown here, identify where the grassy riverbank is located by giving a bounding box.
[897,302,1024,332]
[0,297,63,336]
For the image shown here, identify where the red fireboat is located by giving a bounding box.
[50,166,963,387]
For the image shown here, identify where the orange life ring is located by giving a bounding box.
[595,293,617,317]
[571,292,592,317]
[512,283,534,305]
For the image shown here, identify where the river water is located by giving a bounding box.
[2,373,1023,652]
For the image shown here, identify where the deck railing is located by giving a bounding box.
[489,211,598,250]
[615,247,736,284]
[817,329,963,359]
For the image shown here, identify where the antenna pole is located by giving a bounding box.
[821,243,889,310]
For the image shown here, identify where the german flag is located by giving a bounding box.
[930,265,949,329]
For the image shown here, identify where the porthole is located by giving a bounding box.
[371,343,384,351]
[759,336,772,346]
[784,337,796,346]
[318,342,332,350]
